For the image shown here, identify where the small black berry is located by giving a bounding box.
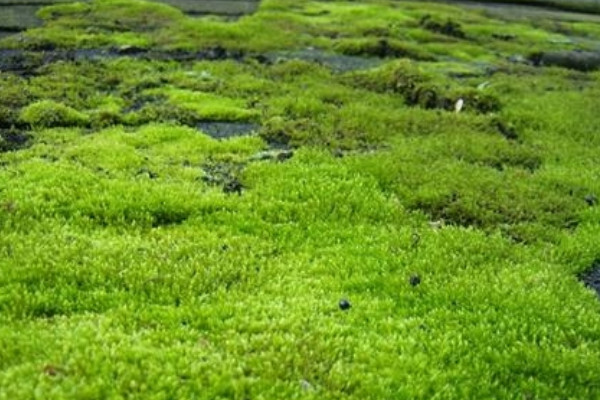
[410,274,421,287]
[339,299,351,311]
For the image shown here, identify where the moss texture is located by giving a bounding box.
[1,0,600,399]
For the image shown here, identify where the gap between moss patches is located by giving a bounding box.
[580,259,600,298]
[0,129,30,152]
[171,0,260,16]
[197,122,259,140]
[529,51,600,71]
[261,49,384,72]
[440,0,600,21]
[0,47,245,75]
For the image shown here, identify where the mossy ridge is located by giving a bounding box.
[342,59,501,113]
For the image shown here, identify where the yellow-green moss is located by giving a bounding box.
[20,100,90,129]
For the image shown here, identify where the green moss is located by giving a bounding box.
[333,38,436,60]
[19,100,90,129]
[0,75,32,128]
[2,0,600,398]
[148,87,259,122]
[343,60,501,112]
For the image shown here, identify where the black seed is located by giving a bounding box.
[339,299,351,311]
[410,274,421,287]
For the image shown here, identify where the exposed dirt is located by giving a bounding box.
[580,260,600,297]
[0,47,245,75]
[261,49,384,72]
[0,129,30,152]
[529,50,600,71]
[197,122,259,140]
[442,0,600,22]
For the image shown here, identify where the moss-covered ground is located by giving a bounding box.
[1,0,600,398]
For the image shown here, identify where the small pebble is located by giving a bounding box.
[410,274,421,287]
[339,299,351,311]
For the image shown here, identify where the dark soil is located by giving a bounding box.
[0,47,245,75]
[580,260,600,297]
[443,0,600,21]
[0,46,383,78]
[529,51,600,71]
[0,129,31,152]
[197,122,259,140]
[261,49,383,72]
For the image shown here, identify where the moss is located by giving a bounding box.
[349,136,578,243]
[0,74,32,109]
[88,105,123,129]
[122,101,198,126]
[2,0,600,398]
[343,59,429,95]
[344,60,501,113]
[333,38,436,60]
[419,15,466,39]
[0,75,32,128]
[20,100,90,129]
[142,87,259,122]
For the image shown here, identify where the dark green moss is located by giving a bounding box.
[344,60,501,113]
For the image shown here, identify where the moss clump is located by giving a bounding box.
[122,102,199,126]
[151,88,259,122]
[0,107,21,130]
[345,60,501,113]
[344,59,428,94]
[20,100,90,129]
[333,38,436,60]
[0,75,32,128]
[419,15,466,39]
[26,0,185,49]
[88,106,123,129]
